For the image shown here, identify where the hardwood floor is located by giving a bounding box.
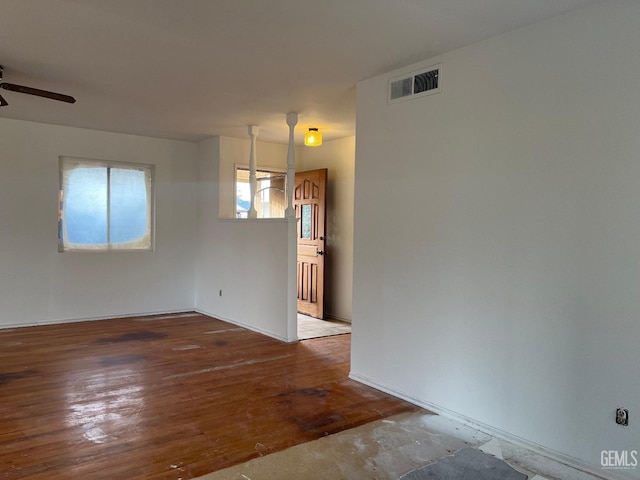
[0,313,417,479]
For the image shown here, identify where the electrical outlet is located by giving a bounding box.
[616,408,629,426]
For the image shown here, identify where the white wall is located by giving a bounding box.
[298,137,355,322]
[0,120,292,339]
[0,118,197,327]
[352,1,640,478]
[215,134,356,323]
[195,137,291,341]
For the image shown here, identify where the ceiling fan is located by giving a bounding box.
[0,65,76,107]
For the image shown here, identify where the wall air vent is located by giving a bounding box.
[388,64,441,103]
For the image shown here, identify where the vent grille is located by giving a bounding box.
[390,78,412,100]
[388,64,441,103]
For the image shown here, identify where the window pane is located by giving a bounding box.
[59,157,154,252]
[301,204,312,239]
[110,168,148,245]
[64,167,108,245]
[235,168,285,218]
[236,169,250,218]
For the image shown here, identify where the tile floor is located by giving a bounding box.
[297,313,351,340]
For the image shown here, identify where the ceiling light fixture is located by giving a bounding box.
[304,127,322,147]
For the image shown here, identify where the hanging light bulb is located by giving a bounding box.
[304,127,322,147]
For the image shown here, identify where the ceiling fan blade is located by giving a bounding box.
[0,93,7,107]
[0,82,76,103]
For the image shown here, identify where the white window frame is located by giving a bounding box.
[58,156,155,252]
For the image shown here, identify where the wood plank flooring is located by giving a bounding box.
[0,313,417,479]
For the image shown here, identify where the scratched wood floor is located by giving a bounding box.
[0,313,417,479]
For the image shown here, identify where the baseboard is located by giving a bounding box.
[195,308,288,343]
[325,313,351,323]
[349,372,627,480]
[0,309,196,330]
[1,308,291,344]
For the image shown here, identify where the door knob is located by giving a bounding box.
[316,250,324,255]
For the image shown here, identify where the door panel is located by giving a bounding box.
[295,169,327,319]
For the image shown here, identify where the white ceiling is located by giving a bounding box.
[0,0,600,144]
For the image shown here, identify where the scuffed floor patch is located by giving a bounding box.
[398,447,527,480]
[193,411,603,480]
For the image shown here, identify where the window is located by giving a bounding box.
[235,167,285,219]
[58,157,154,252]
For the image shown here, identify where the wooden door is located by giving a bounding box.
[295,169,327,319]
